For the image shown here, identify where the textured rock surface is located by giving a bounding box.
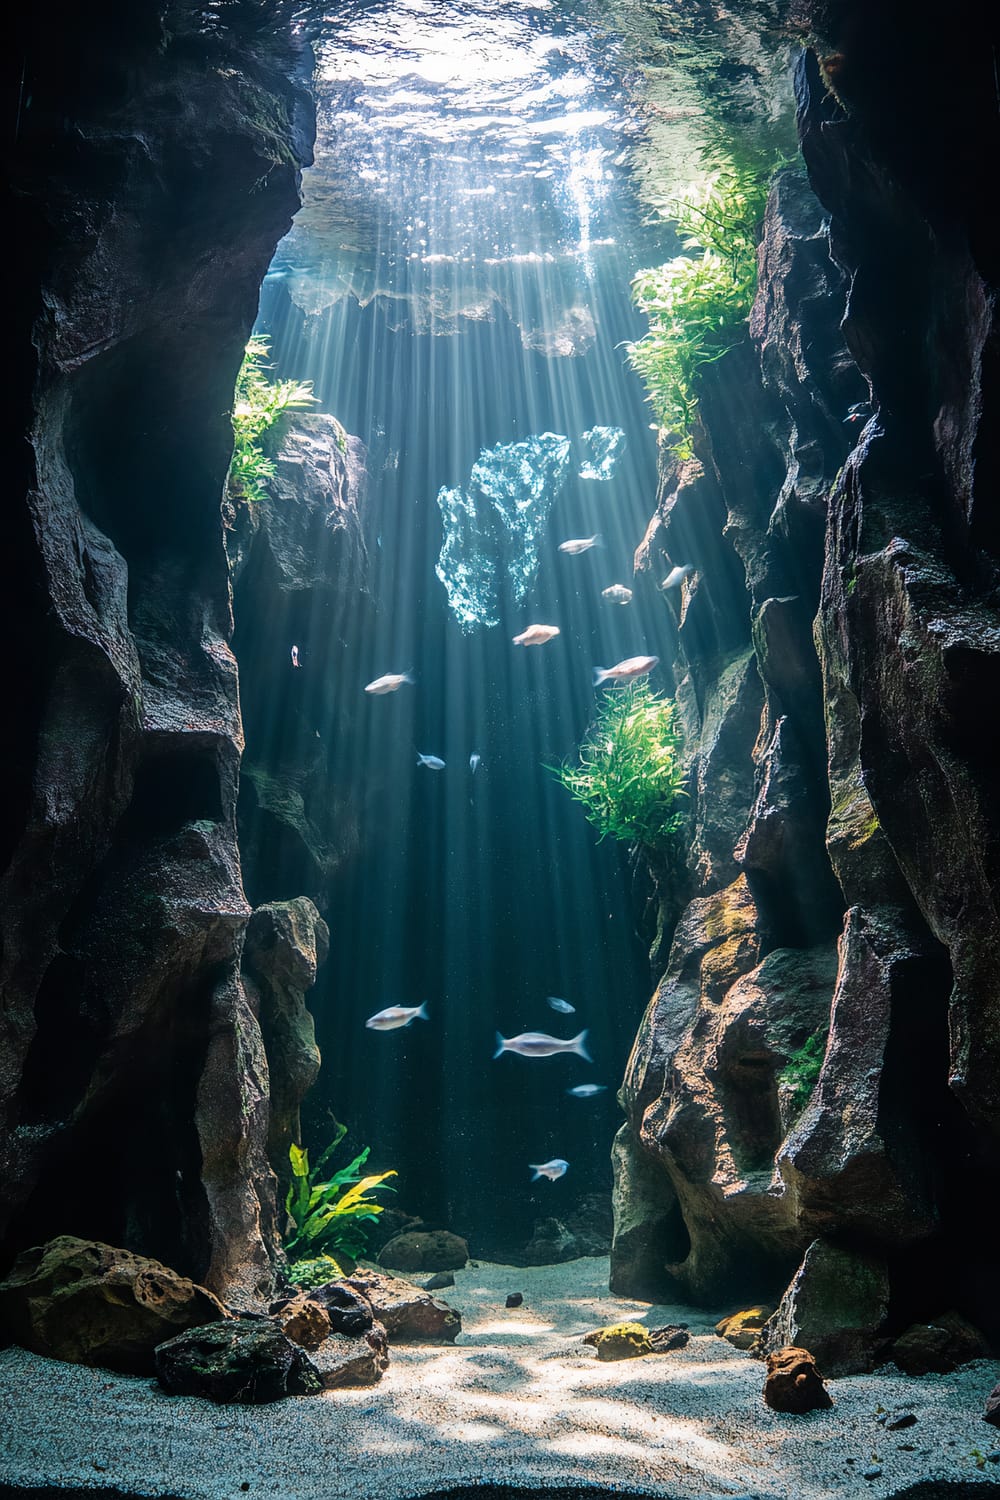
[763,1346,833,1414]
[230,412,368,909]
[889,1314,991,1378]
[343,1269,462,1343]
[0,1236,225,1375]
[615,2,1000,1350]
[268,1293,331,1349]
[582,1323,653,1361]
[716,1306,773,1351]
[759,1239,889,1377]
[154,1316,322,1403]
[242,897,328,1179]
[1,0,314,1304]
[309,1325,389,1389]
[378,1230,470,1273]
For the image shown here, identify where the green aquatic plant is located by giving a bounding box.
[284,1123,396,1264]
[284,1253,353,1289]
[550,681,687,853]
[626,159,772,459]
[778,1030,828,1115]
[229,334,317,503]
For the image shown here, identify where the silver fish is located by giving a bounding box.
[366,1002,429,1031]
[417,753,446,770]
[558,534,601,555]
[592,655,659,687]
[365,671,415,695]
[546,995,576,1014]
[567,1084,607,1098]
[530,1158,569,1181]
[290,644,301,668]
[661,564,695,590]
[494,1029,591,1061]
[470,753,481,773]
[512,624,560,646]
[601,585,633,605]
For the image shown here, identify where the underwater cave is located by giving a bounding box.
[3,1,1000,1497]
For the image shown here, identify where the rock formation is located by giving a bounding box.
[1,0,316,1304]
[614,0,1000,1366]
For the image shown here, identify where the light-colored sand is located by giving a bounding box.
[1,1257,997,1500]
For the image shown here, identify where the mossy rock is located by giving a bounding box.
[582,1321,653,1360]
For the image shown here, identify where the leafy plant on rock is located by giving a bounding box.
[284,1122,396,1265]
[778,1030,828,1115]
[626,159,772,459]
[550,680,687,854]
[229,334,317,503]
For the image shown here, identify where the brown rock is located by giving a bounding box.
[344,1269,461,1342]
[309,1281,375,1337]
[268,1294,331,1350]
[891,1312,991,1376]
[984,1382,1000,1427]
[378,1230,469,1272]
[310,1325,389,1389]
[0,1237,226,1375]
[716,1306,773,1350]
[763,1346,833,1413]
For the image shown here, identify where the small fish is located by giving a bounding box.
[365,671,415,695]
[661,564,695,590]
[601,585,633,605]
[470,753,481,774]
[546,995,575,1014]
[567,1084,608,1098]
[366,1002,429,1031]
[417,753,445,770]
[843,401,872,424]
[512,624,561,647]
[530,1158,569,1181]
[592,655,659,687]
[494,1030,591,1061]
[558,534,601,555]
[290,644,301,668]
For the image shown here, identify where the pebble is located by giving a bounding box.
[505,1292,524,1308]
[863,1466,883,1480]
[886,1411,917,1430]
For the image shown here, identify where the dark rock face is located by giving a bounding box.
[758,1239,889,1377]
[230,412,369,909]
[242,897,328,1179]
[0,1236,226,1375]
[1,1,314,1302]
[889,1314,991,1378]
[154,1316,322,1403]
[615,3,1000,1354]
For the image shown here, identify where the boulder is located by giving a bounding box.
[716,1306,773,1350]
[308,1280,376,1336]
[649,1325,690,1353]
[522,1218,580,1265]
[378,1230,469,1272]
[0,1237,226,1375]
[583,1323,653,1361]
[268,1294,331,1349]
[759,1239,888,1376]
[343,1269,461,1343]
[984,1383,1000,1427]
[763,1346,833,1413]
[422,1273,455,1291]
[890,1312,991,1376]
[309,1325,389,1389]
[154,1317,322,1402]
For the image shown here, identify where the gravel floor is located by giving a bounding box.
[0,1258,998,1500]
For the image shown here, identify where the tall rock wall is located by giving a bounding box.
[1,0,315,1303]
[614,1,1000,1355]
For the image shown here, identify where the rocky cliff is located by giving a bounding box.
[613,0,1000,1366]
[1,0,317,1303]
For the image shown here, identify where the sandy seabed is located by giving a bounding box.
[0,1258,998,1500]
